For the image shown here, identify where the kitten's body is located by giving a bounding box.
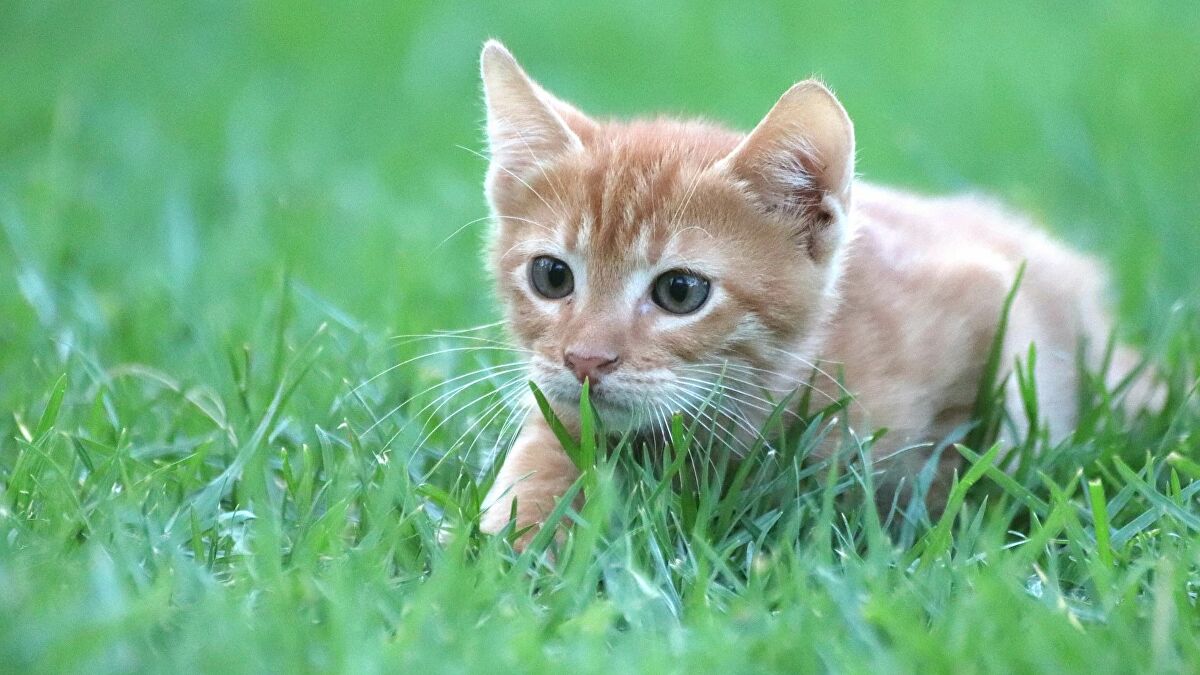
[473,42,1148,541]
[803,183,1125,497]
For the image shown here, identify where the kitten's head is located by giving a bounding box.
[480,41,854,432]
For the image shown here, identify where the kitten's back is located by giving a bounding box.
[821,182,1138,474]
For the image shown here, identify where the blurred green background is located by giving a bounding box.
[3,1,1197,386]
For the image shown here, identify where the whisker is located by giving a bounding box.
[508,121,570,214]
[656,393,702,477]
[759,345,845,368]
[429,319,508,336]
[423,381,529,480]
[679,362,792,392]
[354,344,525,393]
[673,379,768,427]
[698,384,772,443]
[482,390,532,468]
[681,362,841,407]
[435,212,570,249]
[678,367,791,402]
[435,215,492,251]
[673,375,821,445]
[669,168,707,232]
[364,363,528,437]
[446,382,527,458]
[757,346,858,404]
[494,214,558,237]
[404,376,527,457]
[499,404,530,453]
[675,388,762,446]
[665,389,753,458]
[465,384,532,460]
[456,143,562,220]
[649,399,671,448]
[388,333,530,353]
[666,395,718,485]
[682,360,804,390]
[674,375,797,419]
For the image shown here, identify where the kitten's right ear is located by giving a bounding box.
[481,41,593,187]
[716,80,855,260]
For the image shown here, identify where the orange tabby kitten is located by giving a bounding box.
[475,40,1149,543]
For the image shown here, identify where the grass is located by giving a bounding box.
[2,1,1200,672]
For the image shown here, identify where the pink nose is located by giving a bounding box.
[563,349,620,384]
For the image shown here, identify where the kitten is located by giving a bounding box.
[474,40,1151,544]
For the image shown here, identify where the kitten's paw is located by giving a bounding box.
[480,512,542,553]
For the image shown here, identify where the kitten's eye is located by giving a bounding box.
[652,270,710,314]
[529,256,574,299]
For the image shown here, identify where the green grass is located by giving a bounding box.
[2,1,1200,672]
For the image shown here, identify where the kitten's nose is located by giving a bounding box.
[563,349,620,384]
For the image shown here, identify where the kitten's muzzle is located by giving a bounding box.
[563,349,620,385]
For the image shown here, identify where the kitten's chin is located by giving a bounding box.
[588,402,656,436]
[542,382,660,435]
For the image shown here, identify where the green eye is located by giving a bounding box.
[529,256,574,299]
[652,270,710,314]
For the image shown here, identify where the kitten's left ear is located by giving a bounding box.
[717,80,855,259]
[481,41,596,190]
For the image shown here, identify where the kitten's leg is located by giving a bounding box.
[479,414,580,548]
[1000,288,1163,446]
[1000,295,1080,446]
[1109,344,1166,412]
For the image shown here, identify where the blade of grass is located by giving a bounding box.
[33,373,68,441]
[914,442,1002,566]
[1113,458,1200,531]
[1088,478,1114,567]
[528,381,584,470]
[967,262,1025,450]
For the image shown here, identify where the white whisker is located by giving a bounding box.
[665,389,753,458]
[673,386,762,448]
[364,362,527,437]
[354,344,524,393]
[473,385,531,456]
[424,381,529,479]
[650,399,671,448]
[486,391,532,467]
[494,214,558,237]
[435,215,493,251]
[757,345,858,404]
[405,376,527,457]
[669,169,706,233]
[674,375,792,419]
[681,362,842,407]
[435,213,569,249]
[509,121,570,214]
[429,319,507,336]
[447,382,527,456]
[456,143,562,220]
[389,333,530,353]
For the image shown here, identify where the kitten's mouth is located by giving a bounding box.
[555,384,627,409]
[547,382,641,419]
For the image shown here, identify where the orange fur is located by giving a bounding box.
[474,40,1151,543]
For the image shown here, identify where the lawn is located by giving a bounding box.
[2,1,1199,672]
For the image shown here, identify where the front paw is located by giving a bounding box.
[479,499,547,552]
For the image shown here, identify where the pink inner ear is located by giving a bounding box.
[722,80,854,223]
[761,141,828,218]
[725,138,845,264]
